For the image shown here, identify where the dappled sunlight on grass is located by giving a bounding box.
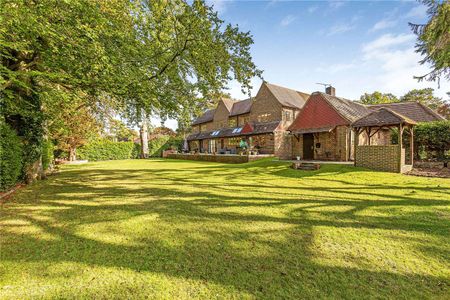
[1,158,449,299]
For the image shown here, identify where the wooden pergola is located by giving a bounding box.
[352,108,417,172]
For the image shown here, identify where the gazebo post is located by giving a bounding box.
[353,127,360,166]
[410,125,414,166]
[398,123,403,172]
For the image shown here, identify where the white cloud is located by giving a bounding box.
[329,1,345,10]
[406,5,428,19]
[362,33,415,58]
[360,33,449,97]
[280,14,296,27]
[327,23,355,36]
[308,5,318,14]
[369,19,397,32]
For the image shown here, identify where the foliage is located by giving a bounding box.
[46,91,101,160]
[132,136,184,158]
[0,123,23,191]
[106,119,138,142]
[409,0,450,83]
[77,140,135,161]
[414,120,450,160]
[400,88,445,110]
[152,127,176,137]
[41,139,54,171]
[2,159,449,299]
[359,92,399,104]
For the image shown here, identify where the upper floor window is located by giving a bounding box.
[283,110,292,122]
[241,115,250,125]
[228,118,237,128]
[257,113,271,122]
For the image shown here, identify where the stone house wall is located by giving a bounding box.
[250,84,282,123]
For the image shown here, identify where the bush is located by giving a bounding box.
[132,136,184,158]
[41,139,54,171]
[0,123,23,191]
[77,140,135,161]
[415,120,450,160]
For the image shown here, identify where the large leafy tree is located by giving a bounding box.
[1,0,261,176]
[409,0,450,83]
[359,92,399,105]
[400,88,445,109]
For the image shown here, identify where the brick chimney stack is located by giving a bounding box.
[325,86,335,96]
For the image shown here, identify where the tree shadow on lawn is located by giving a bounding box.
[1,163,449,298]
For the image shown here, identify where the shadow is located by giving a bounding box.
[1,159,449,298]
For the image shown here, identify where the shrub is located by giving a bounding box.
[132,136,185,158]
[41,139,54,171]
[77,140,135,161]
[0,123,23,191]
[415,120,450,160]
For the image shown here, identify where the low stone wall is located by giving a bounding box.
[355,145,400,173]
[167,153,272,164]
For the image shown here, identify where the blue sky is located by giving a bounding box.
[161,0,449,129]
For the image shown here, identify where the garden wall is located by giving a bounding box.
[355,145,401,173]
[167,153,272,164]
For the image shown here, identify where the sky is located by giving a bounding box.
[159,0,449,130]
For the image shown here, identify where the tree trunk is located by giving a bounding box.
[139,117,149,159]
[69,147,77,161]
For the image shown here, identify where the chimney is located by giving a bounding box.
[325,86,335,96]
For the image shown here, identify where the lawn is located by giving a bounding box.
[1,159,449,299]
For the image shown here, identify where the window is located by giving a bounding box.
[211,130,220,136]
[257,113,271,122]
[228,137,239,146]
[283,110,292,122]
[231,127,243,134]
[228,118,237,127]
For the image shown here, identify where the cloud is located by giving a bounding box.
[359,33,446,96]
[406,5,428,19]
[280,15,296,27]
[362,33,415,58]
[329,1,345,10]
[369,19,397,32]
[308,5,318,14]
[327,23,355,36]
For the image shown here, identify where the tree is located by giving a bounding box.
[120,0,262,156]
[46,91,100,161]
[1,0,261,179]
[359,92,399,105]
[400,88,445,109]
[409,0,450,83]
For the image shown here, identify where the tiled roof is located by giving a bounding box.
[192,109,215,125]
[265,82,309,109]
[318,92,370,122]
[187,121,280,141]
[368,102,444,123]
[352,108,417,128]
[230,98,252,116]
[221,98,235,111]
[293,126,335,134]
[242,121,281,135]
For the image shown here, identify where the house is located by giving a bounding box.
[187,82,444,162]
[187,81,309,159]
[289,87,444,161]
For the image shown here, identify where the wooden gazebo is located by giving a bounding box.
[352,108,417,173]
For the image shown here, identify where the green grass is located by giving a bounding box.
[1,158,449,299]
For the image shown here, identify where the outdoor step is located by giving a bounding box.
[291,162,321,171]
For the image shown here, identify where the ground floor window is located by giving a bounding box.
[208,139,216,153]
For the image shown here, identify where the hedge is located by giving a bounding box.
[134,136,184,158]
[415,120,450,160]
[0,123,23,191]
[77,140,135,161]
[41,139,54,171]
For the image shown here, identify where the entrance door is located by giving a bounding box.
[303,133,314,160]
